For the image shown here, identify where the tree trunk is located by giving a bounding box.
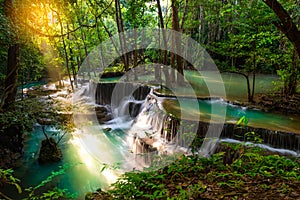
[263,0,300,57]
[227,71,252,102]
[155,30,161,81]
[82,31,92,78]
[58,17,73,91]
[1,0,19,111]
[251,39,257,102]
[285,49,298,96]
[115,0,129,72]
[102,22,122,57]
[263,0,300,96]
[133,29,138,81]
[251,61,256,102]
[95,19,106,77]
[199,5,205,43]
[245,73,252,102]
[67,28,77,88]
[70,21,83,81]
[1,44,19,110]
[157,0,170,86]
[171,0,184,85]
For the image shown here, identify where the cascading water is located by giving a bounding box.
[74,82,201,171]
[125,93,168,167]
[90,81,300,168]
[97,89,190,169]
[11,80,300,199]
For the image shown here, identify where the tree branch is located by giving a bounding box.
[263,0,300,57]
[16,0,113,38]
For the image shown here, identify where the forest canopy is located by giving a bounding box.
[0,0,299,109]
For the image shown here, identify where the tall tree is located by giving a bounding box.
[171,0,184,85]
[115,0,129,72]
[0,0,19,111]
[157,0,170,86]
[263,0,300,96]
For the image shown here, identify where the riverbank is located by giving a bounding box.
[86,142,300,200]
[255,92,300,115]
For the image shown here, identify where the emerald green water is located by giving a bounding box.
[17,81,47,90]
[97,71,300,133]
[9,72,299,199]
[163,98,300,134]
[162,71,280,101]
[99,70,281,101]
[10,126,121,199]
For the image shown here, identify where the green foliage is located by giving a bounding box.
[244,131,264,144]
[29,187,76,200]
[104,64,124,73]
[0,168,22,194]
[0,165,77,200]
[237,116,248,126]
[109,144,300,199]
[19,42,46,83]
[100,162,121,173]
[24,164,77,200]
[0,94,72,134]
[123,0,156,29]
[0,11,14,46]
[0,98,44,133]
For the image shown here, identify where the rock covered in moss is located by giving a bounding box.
[38,137,62,164]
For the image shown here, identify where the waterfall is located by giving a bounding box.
[90,82,199,168]
[86,81,300,170]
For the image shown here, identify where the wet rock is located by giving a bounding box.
[97,115,113,124]
[95,106,112,124]
[104,128,112,132]
[95,106,108,113]
[37,118,54,125]
[57,111,73,123]
[38,137,62,164]
[100,71,124,79]
[95,82,150,105]
[0,148,23,169]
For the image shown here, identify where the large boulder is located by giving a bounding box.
[38,137,62,164]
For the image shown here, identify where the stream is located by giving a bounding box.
[9,77,300,199]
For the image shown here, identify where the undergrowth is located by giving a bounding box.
[107,144,300,200]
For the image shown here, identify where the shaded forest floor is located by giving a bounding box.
[87,143,300,200]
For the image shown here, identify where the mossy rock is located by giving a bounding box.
[38,137,62,164]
